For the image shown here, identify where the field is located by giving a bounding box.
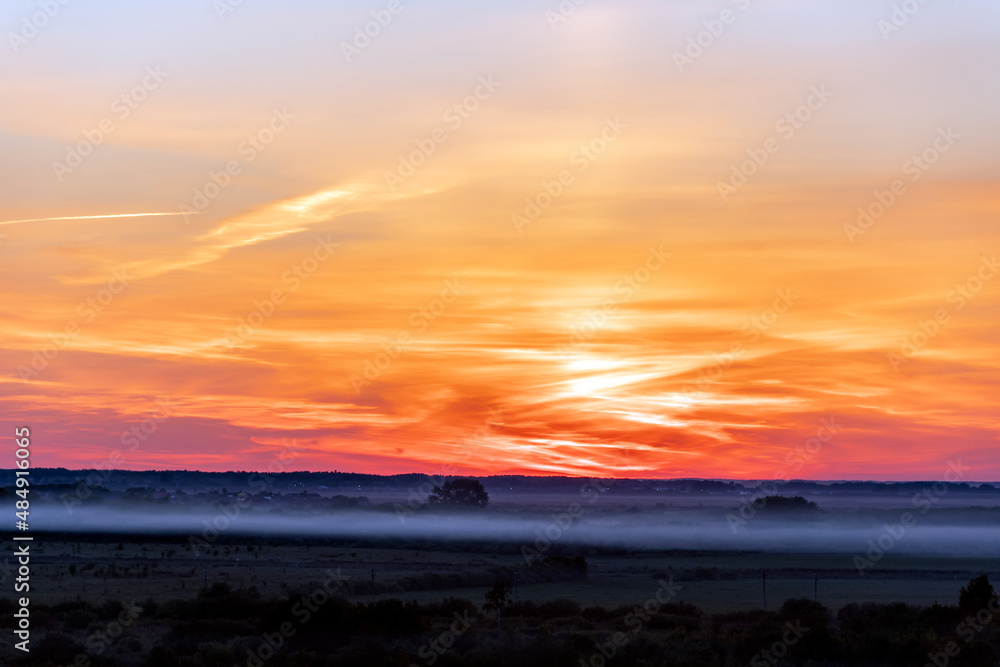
[3,478,999,665]
[14,533,997,614]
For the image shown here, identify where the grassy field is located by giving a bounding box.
[377,577,971,613]
[10,533,996,614]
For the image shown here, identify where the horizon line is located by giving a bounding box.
[6,467,998,484]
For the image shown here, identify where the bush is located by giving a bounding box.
[424,596,481,620]
[195,641,239,667]
[63,608,98,630]
[917,602,961,631]
[144,645,177,667]
[779,597,830,632]
[98,598,128,620]
[358,599,430,635]
[537,599,581,619]
[582,606,613,621]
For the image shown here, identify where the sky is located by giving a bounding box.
[1,0,998,480]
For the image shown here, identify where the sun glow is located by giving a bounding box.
[2,0,998,480]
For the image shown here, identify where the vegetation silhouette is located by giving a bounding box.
[959,573,998,614]
[427,477,489,508]
[483,580,512,629]
[5,575,998,666]
[758,494,820,514]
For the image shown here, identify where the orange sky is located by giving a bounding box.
[1,1,998,480]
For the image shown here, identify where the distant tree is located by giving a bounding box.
[484,580,512,629]
[760,495,819,512]
[428,478,489,508]
[959,574,998,614]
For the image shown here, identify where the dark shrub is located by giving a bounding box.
[98,598,129,620]
[503,601,539,617]
[425,597,481,620]
[358,599,429,635]
[63,608,98,630]
[582,606,613,621]
[918,602,961,631]
[779,597,830,632]
[537,599,581,619]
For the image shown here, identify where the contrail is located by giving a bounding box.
[0,211,197,226]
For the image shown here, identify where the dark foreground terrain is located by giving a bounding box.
[1,532,999,667]
[2,471,999,665]
[1,567,999,666]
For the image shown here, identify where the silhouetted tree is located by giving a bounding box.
[428,478,489,508]
[760,495,819,512]
[959,574,998,614]
[484,580,512,629]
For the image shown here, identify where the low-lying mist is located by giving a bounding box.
[30,502,1000,557]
